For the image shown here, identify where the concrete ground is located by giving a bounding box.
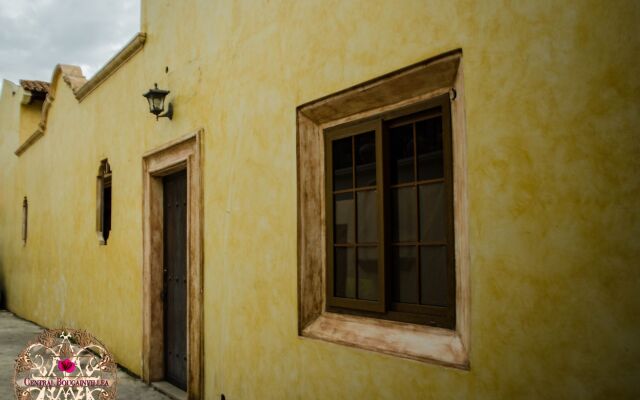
[0,310,171,400]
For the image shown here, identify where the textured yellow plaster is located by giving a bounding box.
[0,0,638,398]
[18,102,42,146]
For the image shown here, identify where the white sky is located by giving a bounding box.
[0,0,139,87]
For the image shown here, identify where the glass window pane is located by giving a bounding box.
[416,116,443,180]
[334,193,354,243]
[357,190,377,243]
[419,183,446,242]
[390,124,414,183]
[391,187,417,242]
[334,247,355,298]
[357,247,378,301]
[355,131,376,187]
[332,137,352,190]
[420,246,448,306]
[391,246,418,303]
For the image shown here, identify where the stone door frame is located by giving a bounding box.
[142,130,203,399]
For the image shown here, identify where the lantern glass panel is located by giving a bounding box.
[153,96,164,112]
[146,97,154,112]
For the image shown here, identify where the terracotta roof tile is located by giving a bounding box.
[19,80,50,94]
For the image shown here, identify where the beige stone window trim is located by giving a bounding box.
[142,130,204,399]
[296,50,470,369]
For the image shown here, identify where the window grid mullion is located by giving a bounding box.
[376,119,386,312]
[413,121,422,306]
[392,240,448,244]
[333,185,376,195]
[443,97,456,327]
[389,177,444,189]
[351,135,359,300]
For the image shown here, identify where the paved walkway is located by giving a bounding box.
[0,310,171,399]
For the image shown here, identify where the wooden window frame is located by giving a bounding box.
[297,50,470,369]
[325,119,386,313]
[324,94,456,329]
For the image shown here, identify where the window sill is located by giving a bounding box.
[302,312,469,369]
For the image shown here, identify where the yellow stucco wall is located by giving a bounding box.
[0,80,21,306]
[18,101,42,146]
[0,1,639,398]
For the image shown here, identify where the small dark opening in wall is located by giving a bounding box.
[98,159,112,244]
[102,185,112,242]
[221,395,225,400]
[22,196,28,244]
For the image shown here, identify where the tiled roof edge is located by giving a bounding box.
[19,80,50,93]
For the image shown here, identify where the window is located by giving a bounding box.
[97,159,112,245]
[325,95,455,329]
[297,50,469,368]
[22,196,28,245]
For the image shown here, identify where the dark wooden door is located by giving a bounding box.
[163,170,187,390]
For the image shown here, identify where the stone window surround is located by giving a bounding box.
[296,50,470,369]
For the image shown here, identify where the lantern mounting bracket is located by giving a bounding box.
[158,103,173,120]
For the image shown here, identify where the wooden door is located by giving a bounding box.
[162,170,188,390]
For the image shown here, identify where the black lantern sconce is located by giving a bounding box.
[143,83,173,120]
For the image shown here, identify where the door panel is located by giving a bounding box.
[163,170,187,390]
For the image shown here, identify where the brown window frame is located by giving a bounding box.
[324,93,455,329]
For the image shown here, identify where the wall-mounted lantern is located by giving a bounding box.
[143,83,173,120]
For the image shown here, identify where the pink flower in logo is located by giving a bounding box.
[58,358,76,373]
